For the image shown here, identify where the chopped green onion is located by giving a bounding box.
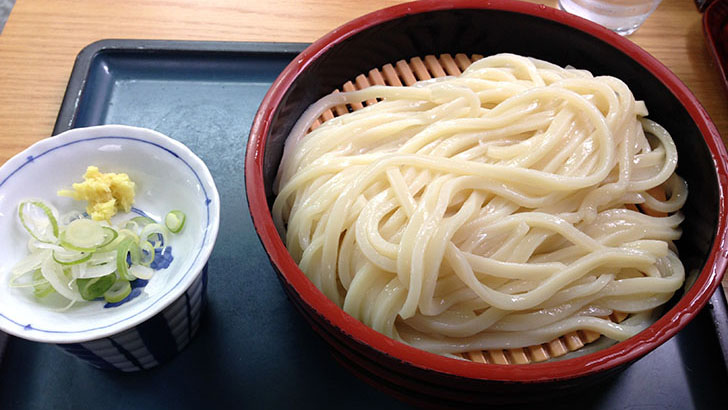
[32,269,54,298]
[103,279,131,303]
[124,216,155,231]
[60,219,107,251]
[95,231,127,253]
[52,250,92,266]
[117,228,139,243]
[59,209,84,226]
[11,249,49,277]
[87,251,116,266]
[77,274,116,301]
[10,198,177,306]
[116,237,140,281]
[139,241,155,266]
[130,265,154,280]
[40,256,80,301]
[165,210,186,234]
[140,223,167,248]
[97,226,118,248]
[71,256,117,279]
[18,201,59,243]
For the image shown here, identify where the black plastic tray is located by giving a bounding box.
[0,39,727,409]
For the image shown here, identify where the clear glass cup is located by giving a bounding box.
[558,0,663,36]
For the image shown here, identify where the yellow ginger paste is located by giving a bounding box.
[58,166,135,221]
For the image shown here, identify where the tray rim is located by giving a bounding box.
[709,284,728,368]
[52,39,309,136]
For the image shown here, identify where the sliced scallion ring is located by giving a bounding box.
[11,249,49,278]
[103,279,131,303]
[95,232,127,253]
[70,258,117,279]
[129,264,154,280]
[117,228,139,243]
[165,210,186,234]
[60,218,107,251]
[59,209,84,226]
[139,241,155,266]
[140,223,167,248]
[52,250,92,266]
[87,251,116,266]
[18,201,59,243]
[32,269,54,298]
[76,274,116,301]
[116,237,141,281]
[97,226,118,248]
[40,257,80,301]
[124,216,155,231]
[27,239,63,253]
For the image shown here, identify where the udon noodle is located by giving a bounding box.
[272,53,687,355]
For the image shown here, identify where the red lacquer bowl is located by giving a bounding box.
[245,0,728,405]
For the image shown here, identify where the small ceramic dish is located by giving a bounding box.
[0,125,220,371]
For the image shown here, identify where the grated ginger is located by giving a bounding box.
[58,166,135,221]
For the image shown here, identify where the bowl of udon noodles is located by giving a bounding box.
[245,0,728,405]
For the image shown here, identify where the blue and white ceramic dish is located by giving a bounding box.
[0,125,220,371]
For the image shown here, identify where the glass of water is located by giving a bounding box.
[558,0,663,36]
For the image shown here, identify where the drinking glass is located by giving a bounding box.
[558,0,663,36]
